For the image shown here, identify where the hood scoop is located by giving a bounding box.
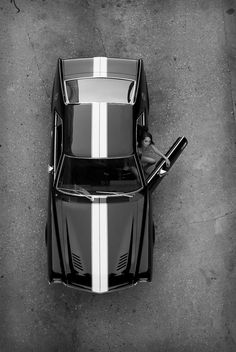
[66,221,84,274]
[72,252,83,272]
[116,253,128,272]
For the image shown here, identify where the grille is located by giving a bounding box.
[116,253,128,271]
[72,253,83,272]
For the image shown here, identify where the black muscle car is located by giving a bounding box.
[46,57,187,293]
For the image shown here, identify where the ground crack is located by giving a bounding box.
[188,211,236,225]
[26,32,50,99]
[95,26,107,56]
[10,0,20,13]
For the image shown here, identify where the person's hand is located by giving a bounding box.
[165,158,170,168]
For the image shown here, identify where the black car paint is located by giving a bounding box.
[49,192,150,291]
[46,57,187,293]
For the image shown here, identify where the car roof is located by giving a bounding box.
[63,103,134,158]
[60,57,140,158]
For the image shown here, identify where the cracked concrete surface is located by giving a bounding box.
[0,0,236,351]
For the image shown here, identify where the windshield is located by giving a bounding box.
[65,78,135,104]
[57,156,142,195]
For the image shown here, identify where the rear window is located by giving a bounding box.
[65,78,135,104]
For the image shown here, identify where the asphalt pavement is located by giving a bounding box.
[0,0,236,351]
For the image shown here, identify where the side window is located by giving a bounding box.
[54,112,63,177]
[136,112,146,148]
[134,63,148,115]
[137,112,145,127]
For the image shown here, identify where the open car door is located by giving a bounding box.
[146,136,188,193]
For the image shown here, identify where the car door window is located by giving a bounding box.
[137,112,145,127]
[136,112,146,152]
[53,112,63,177]
[137,112,145,145]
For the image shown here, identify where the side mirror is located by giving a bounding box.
[147,136,188,191]
[48,165,54,174]
[159,168,168,177]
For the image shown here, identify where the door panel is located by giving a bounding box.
[53,112,63,180]
[147,136,188,192]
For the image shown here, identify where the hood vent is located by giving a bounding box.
[72,253,83,272]
[116,253,128,272]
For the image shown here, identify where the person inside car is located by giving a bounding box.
[137,127,170,172]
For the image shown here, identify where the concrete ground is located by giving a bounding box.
[0,0,236,351]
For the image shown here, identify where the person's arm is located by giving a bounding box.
[150,144,170,167]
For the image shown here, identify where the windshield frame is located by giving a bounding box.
[54,154,144,198]
[55,154,144,197]
[63,77,136,105]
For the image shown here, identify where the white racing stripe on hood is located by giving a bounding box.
[92,200,108,293]
[91,202,100,291]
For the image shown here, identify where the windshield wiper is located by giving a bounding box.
[74,191,94,201]
[96,191,134,198]
[58,187,94,201]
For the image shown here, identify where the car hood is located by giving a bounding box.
[54,194,146,293]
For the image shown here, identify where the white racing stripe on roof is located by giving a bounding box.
[91,102,108,158]
[99,103,107,157]
[92,58,108,158]
[91,103,100,157]
[91,200,108,293]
